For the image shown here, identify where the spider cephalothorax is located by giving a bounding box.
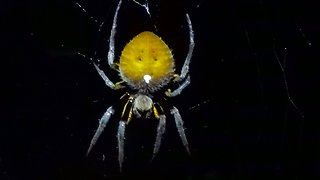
[132,94,153,116]
[85,0,194,171]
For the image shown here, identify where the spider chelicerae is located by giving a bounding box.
[82,0,194,171]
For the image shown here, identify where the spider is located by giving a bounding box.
[85,0,194,171]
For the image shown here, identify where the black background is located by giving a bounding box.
[2,0,319,179]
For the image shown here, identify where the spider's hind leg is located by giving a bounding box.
[107,0,122,68]
[179,13,194,80]
[165,14,194,97]
[165,75,191,97]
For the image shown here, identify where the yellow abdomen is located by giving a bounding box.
[119,31,175,91]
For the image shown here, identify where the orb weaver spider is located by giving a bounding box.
[85,0,194,171]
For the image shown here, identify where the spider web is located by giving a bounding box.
[72,0,310,177]
[6,0,317,179]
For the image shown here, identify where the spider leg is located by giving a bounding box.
[179,13,194,80]
[117,120,126,172]
[152,114,166,160]
[92,62,124,90]
[108,0,122,68]
[165,75,190,97]
[78,0,123,89]
[116,95,134,172]
[171,106,190,155]
[87,106,114,156]
[78,52,124,90]
[165,14,193,97]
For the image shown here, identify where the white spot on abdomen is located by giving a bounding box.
[143,74,152,83]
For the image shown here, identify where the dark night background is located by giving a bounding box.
[2,0,319,179]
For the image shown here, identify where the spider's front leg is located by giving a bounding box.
[152,114,166,159]
[87,106,115,155]
[151,105,190,157]
[171,106,190,155]
[117,120,126,172]
[152,104,167,159]
[116,94,134,172]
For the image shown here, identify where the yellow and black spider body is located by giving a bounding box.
[119,31,175,92]
[84,0,194,171]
